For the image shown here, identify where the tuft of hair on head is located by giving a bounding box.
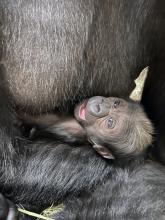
[127,104,154,156]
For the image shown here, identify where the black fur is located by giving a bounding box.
[0,0,160,113]
[0,74,165,219]
[53,161,165,220]
[0,0,165,219]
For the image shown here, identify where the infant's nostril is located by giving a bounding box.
[95,104,101,113]
[101,98,104,103]
[87,96,109,117]
[89,103,102,116]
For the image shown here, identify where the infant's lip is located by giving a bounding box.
[79,100,88,121]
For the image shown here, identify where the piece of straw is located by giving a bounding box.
[18,208,53,220]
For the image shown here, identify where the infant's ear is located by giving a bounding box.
[93,144,115,160]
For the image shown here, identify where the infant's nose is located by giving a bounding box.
[87,96,109,117]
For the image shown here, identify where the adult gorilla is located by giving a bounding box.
[0,0,165,219]
[1,0,159,113]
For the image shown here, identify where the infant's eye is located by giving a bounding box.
[113,100,120,108]
[107,117,115,129]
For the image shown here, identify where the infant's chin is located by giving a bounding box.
[74,99,88,122]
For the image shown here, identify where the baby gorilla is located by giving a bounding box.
[23,96,153,159]
[74,96,153,159]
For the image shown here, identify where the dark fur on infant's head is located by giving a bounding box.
[22,96,153,160]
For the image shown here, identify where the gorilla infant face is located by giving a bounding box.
[74,96,153,158]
